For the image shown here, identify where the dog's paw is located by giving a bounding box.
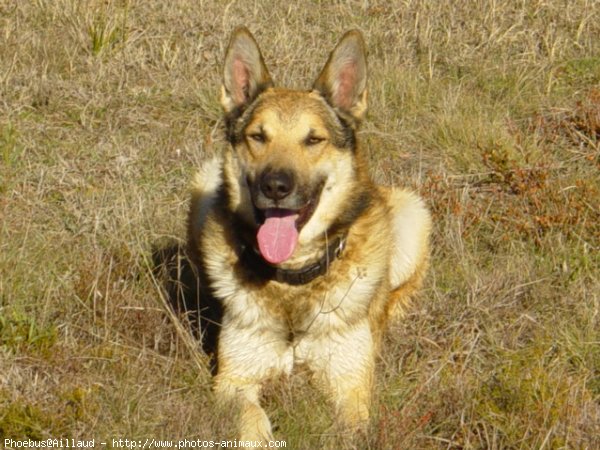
[239,402,274,443]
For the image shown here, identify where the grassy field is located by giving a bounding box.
[1,0,599,448]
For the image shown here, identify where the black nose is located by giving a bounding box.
[260,170,295,201]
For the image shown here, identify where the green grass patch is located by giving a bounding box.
[0,312,58,357]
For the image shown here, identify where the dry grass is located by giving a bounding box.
[1,0,599,448]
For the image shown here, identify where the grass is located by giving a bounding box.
[1,0,598,448]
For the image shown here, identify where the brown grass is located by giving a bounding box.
[1,1,599,448]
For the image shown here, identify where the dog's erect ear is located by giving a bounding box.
[313,30,368,123]
[221,27,273,113]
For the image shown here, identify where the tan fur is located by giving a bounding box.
[187,28,431,441]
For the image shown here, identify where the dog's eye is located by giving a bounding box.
[305,136,325,146]
[248,133,266,143]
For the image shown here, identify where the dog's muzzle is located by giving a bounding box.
[247,170,326,265]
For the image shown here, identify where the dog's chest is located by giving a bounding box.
[253,264,382,335]
[205,228,388,334]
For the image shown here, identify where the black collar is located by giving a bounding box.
[240,235,346,286]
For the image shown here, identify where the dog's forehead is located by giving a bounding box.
[249,90,333,132]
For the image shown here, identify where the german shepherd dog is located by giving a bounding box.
[187,27,431,441]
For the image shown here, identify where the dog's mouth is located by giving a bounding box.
[254,199,319,265]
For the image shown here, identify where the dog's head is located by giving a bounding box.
[220,27,370,266]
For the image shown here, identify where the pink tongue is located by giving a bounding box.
[257,210,299,264]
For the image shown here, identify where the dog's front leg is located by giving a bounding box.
[214,322,292,442]
[303,320,375,431]
[213,375,273,442]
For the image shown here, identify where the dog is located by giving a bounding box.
[187,27,431,441]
